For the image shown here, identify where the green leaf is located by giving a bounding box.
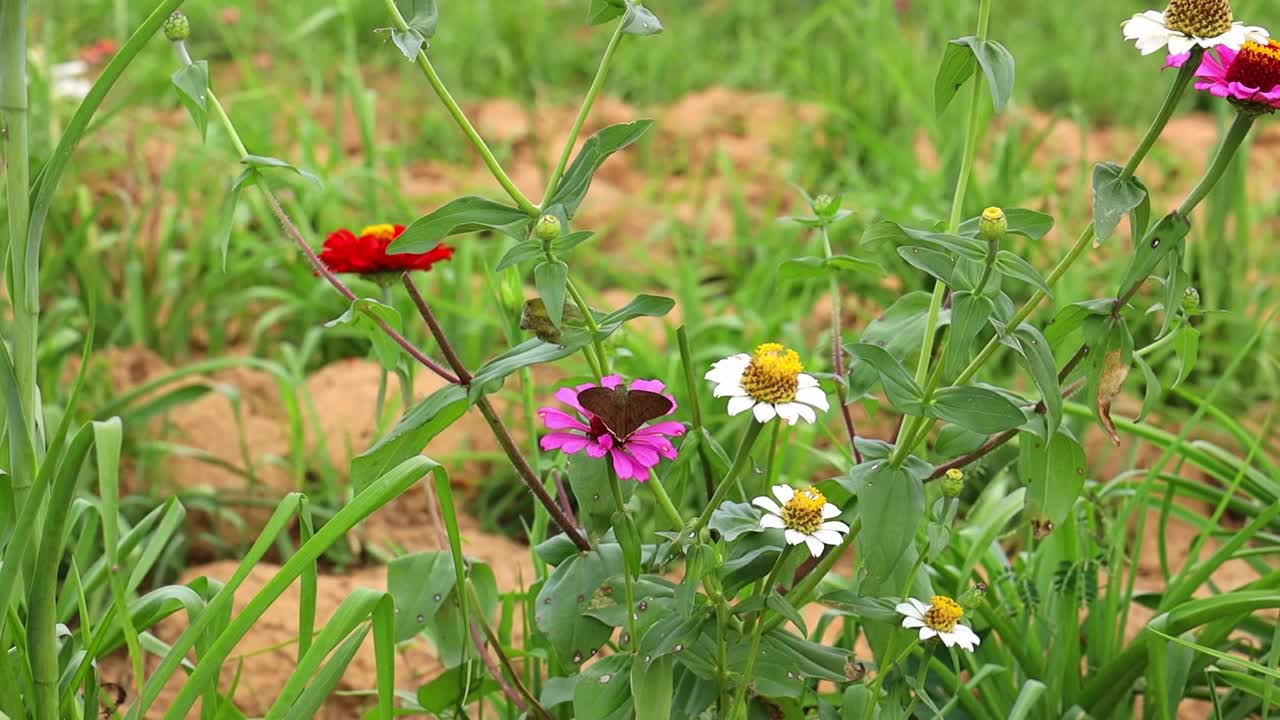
[396,0,438,37]
[1134,354,1163,423]
[929,386,1025,434]
[351,384,468,494]
[949,37,1017,112]
[766,593,808,635]
[871,220,987,260]
[240,154,320,184]
[847,343,926,414]
[387,552,498,668]
[934,40,977,116]
[1092,162,1149,243]
[588,0,626,25]
[1084,315,1134,445]
[324,298,404,371]
[534,261,569,327]
[851,462,922,583]
[898,246,965,289]
[171,60,209,141]
[631,655,674,720]
[393,196,532,253]
[554,230,595,255]
[416,662,496,712]
[1117,212,1189,298]
[1004,323,1062,436]
[1020,431,1086,531]
[495,240,542,271]
[707,501,764,542]
[542,676,579,707]
[995,250,1052,296]
[567,456,617,539]
[390,28,425,59]
[214,169,256,271]
[1173,324,1199,388]
[944,292,993,379]
[535,545,624,664]
[575,654,633,720]
[778,255,884,282]
[1043,298,1112,346]
[960,208,1054,240]
[622,1,663,35]
[548,120,654,218]
[846,292,944,398]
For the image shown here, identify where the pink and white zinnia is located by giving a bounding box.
[538,376,686,482]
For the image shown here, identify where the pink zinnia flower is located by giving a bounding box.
[1168,40,1280,112]
[538,375,686,482]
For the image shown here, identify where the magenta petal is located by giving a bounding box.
[624,441,661,467]
[629,435,677,460]
[610,448,646,481]
[541,432,591,454]
[539,407,590,431]
[554,386,589,413]
[634,421,687,437]
[585,441,608,459]
[630,378,666,393]
[601,374,625,389]
[1164,52,1191,69]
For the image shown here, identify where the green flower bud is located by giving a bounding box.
[941,468,965,497]
[535,214,562,242]
[812,193,841,220]
[979,206,1007,243]
[163,11,191,42]
[1182,286,1201,314]
[958,581,988,610]
[1164,0,1232,38]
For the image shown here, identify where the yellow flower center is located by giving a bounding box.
[1164,0,1232,38]
[781,487,827,534]
[1227,40,1280,91]
[359,224,398,241]
[924,595,965,633]
[945,468,964,482]
[741,343,803,404]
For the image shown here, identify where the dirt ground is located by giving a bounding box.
[90,87,1277,717]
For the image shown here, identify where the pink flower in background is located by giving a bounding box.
[539,376,685,482]
[1189,40,1280,112]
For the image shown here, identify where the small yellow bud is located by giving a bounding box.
[535,214,562,242]
[941,468,965,497]
[979,207,1007,243]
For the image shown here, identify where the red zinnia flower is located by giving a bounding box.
[318,224,453,275]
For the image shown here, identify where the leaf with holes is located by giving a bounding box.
[535,544,624,664]
[1117,212,1189,298]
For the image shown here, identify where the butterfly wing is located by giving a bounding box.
[577,387,673,440]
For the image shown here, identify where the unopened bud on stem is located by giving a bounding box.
[812,194,841,220]
[164,11,191,41]
[979,206,1007,244]
[535,214,562,243]
[941,468,965,497]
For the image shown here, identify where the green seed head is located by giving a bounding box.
[1182,286,1201,313]
[812,193,841,220]
[979,206,1007,243]
[163,11,191,42]
[535,214,562,242]
[941,468,965,497]
[1164,0,1233,38]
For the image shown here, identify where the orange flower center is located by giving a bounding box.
[781,488,827,534]
[1226,40,1280,91]
[924,595,965,633]
[359,224,398,241]
[741,343,803,404]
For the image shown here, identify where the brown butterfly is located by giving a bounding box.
[577,386,674,441]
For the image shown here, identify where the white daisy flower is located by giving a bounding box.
[1122,2,1268,57]
[51,61,92,101]
[895,596,981,652]
[753,484,850,558]
[705,343,829,425]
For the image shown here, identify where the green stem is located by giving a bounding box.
[893,0,992,466]
[760,517,862,634]
[2,0,39,478]
[692,421,765,535]
[565,278,609,378]
[646,470,685,529]
[732,549,791,717]
[1120,47,1204,182]
[821,224,861,461]
[903,645,937,717]
[382,0,539,216]
[677,326,718,500]
[1177,111,1255,217]
[606,467,639,649]
[541,18,626,206]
